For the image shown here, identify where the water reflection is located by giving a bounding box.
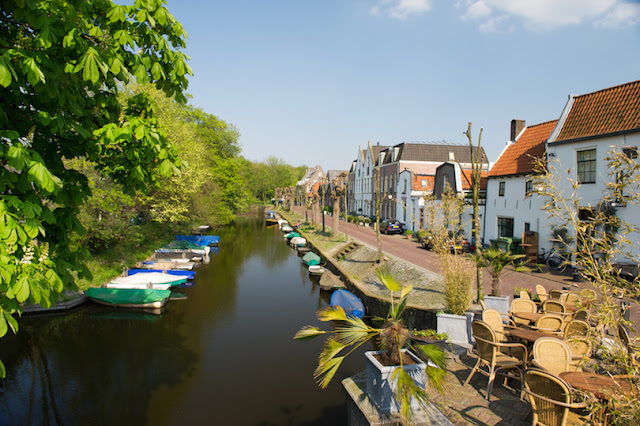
[0,215,367,425]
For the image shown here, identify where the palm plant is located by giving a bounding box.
[472,247,529,296]
[294,269,446,422]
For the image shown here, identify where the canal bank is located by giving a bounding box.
[277,209,448,331]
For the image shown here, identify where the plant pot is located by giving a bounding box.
[365,349,426,415]
[437,312,473,345]
[483,295,510,314]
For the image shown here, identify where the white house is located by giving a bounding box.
[348,142,389,217]
[546,79,640,263]
[396,169,434,231]
[483,119,558,255]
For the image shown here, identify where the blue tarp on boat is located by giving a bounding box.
[175,235,220,246]
[126,269,195,280]
[330,290,364,318]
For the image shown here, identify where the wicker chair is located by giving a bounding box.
[482,309,515,342]
[465,320,528,400]
[549,289,566,300]
[564,338,593,361]
[511,298,537,326]
[572,309,589,322]
[519,290,531,300]
[531,314,564,335]
[560,292,581,307]
[523,369,590,426]
[564,320,590,338]
[536,285,548,302]
[532,337,582,376]
[617,323,640,364]
[542,300,572,321]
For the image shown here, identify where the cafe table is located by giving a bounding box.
[511,312,545,324]
[559,371,633,400]
[505,328,557,344]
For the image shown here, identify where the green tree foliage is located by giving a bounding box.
[0,0,192,376]
[243,156,306,202]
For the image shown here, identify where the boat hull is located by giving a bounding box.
[85,288,171,309]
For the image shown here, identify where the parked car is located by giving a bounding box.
[380,219,403,234]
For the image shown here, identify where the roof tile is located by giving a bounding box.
[489,120,557,177]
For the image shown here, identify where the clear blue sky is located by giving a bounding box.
[167,0,640,171]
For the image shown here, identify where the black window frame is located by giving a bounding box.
[577,149,596,184]
[525,179,533,197]
[498,181,505,197]
[497,217,514,238]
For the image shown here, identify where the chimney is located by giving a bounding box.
[510,119,525,141]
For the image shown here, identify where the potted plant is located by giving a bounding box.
[472,247,529,297]
[404,229,413,239]
[436,254,475,345]
[294,269,446,422]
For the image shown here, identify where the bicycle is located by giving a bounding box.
[538,248,571,272]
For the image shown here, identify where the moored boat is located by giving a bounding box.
[308,265,326,276]
[85,288,172,309]
[265,210,279,226]
[289,237,306,248]
[330,289,364,318]
[302,252,321,266]
[126,269,195,280]
[319,270,346,291]
[175,235,220,246]
[281,224,294,233]
[107,272,187,289]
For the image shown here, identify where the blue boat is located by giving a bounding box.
[175,235,220,246]
[126,269,195,280]
[330,290,365,318]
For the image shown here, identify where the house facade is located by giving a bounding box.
[396,170,435,231]
[483,119,558,254]
[546,80,640,262]
[348,142,388,217]
[295,165,325,205]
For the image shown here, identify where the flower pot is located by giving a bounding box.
[365,349,426,415]
[483,295,510,314]
[437,312,474,345]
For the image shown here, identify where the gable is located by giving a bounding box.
[489,120,557,177]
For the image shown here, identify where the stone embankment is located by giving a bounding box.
[279,209,447,330]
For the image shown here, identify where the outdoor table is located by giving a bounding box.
[511,312,545,324]
[559,372,633,400]
[505,328,557,344]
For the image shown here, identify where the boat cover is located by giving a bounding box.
[285,232,301,240]
[319,270,345,291]
[302,252,321,266]
[330,290,364,318]
[111,272,187,286]
[86,288,171,305]
[126,269,195,280]
[290,237,306,247]
[175,235,221,246]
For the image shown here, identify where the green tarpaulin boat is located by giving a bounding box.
[302,252,321,266]
[85,288,172,309]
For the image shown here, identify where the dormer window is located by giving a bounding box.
[449,152,455,161]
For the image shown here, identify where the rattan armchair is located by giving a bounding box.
[482,308,516,342]
[511,298,537,326]
[465,320,528,400]
[542,300,573,321]
[535,285,548,302]
[560,292,581,308]
[549,289,566,300]
[532,337,582,376]
[531,314,564,335]
[564,338,593,362]
[523,368,591,426]
[564,320,590,338]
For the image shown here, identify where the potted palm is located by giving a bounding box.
[294,269,446,422]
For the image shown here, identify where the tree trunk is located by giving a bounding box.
[492,276,501,297]
[332,197,339,237]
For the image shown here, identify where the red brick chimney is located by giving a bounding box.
[510,119,525,141]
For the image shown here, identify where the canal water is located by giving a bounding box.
[0,215,369,425]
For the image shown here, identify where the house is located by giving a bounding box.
[396,170,434,231]
[348,142,389,217]
[546,79,640,262]
[376,142,488,221]
[295,165,325,205]
[483,119,558,254]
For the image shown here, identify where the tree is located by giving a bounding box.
[373,169,389,263]
[461,123,486,302]
[0,0,191,376]
[330,172,348,238]
[472,248,527,297]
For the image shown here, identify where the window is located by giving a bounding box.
[525,180,533,197]
[497,217,514,238]
[421,179,427,188]
[524,222,530,233]
[498,181,505,196]
[577,149,596,184]
[623,147,638,159]
[403,179,407,194]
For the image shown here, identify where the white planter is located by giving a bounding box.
[437,312,473,345]
[365,349,426,415]
[483,295,510,314]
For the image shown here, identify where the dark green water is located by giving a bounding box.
[0,215,367,425]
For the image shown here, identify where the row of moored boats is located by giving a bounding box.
[84,234,220,310]
[267,210,364,318]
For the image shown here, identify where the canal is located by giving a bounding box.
[0,215,368,425]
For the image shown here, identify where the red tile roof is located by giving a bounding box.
[555,80,640,142]
[460,169,488,191]
[488,120,557,177]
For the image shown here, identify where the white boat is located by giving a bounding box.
[308,265,326,276]
[290,237,306,247]
[106,272,187,290]
[277,219,288,227]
